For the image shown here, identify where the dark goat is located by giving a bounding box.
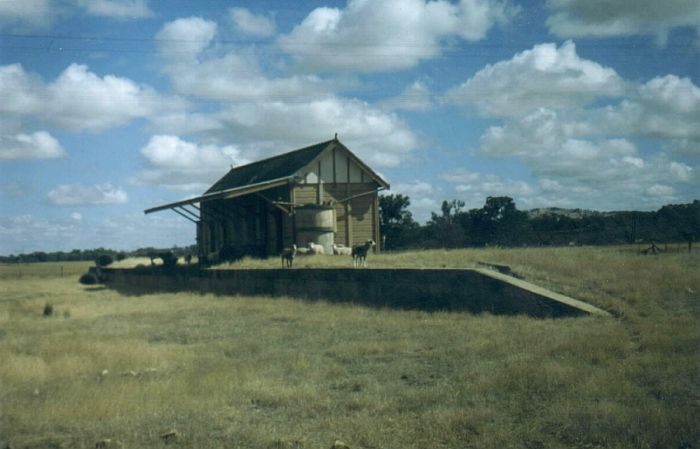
[281,244,297,268]
[351,240,375,268]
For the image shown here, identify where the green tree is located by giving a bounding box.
[379,194,419,249]
[425,199,466,248]
[470,197,530,246]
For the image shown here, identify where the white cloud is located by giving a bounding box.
[217,97,418,168]
[0,63,185,132]
[646,184,675,197]
[482,108,631,177]
[476,108,696,209]
[640,75,700,114]
[600,75,700,141]
[151,18,420,168]
[133,135,248,192]
[0,0,52,27]
[0,212,194,254]
[380,81,434,111]
[229,7,275,37]
[669,162,693,181]
[47,183,128,206]
[278,0,517,71]
[546,0,700,46]
[0,64,45,115]
[440,168,482,183]
[444,41,625,117]
[441,170,536,209]
[0,214,79,252]
[46,63,171,131]
[385,180,441,223]
[392,180,435,195]
[148,18,424,177]
[441,164,694,212]
[0,131,65,160]
[156,16,217,61]
[77,0,152,18]
[168,52,330,102]
[155,17,330,102]
[0,0,151,29]
[442,41,698,210]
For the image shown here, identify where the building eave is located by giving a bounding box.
[144,176,294,215]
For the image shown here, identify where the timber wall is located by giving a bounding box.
[93,267,609,318]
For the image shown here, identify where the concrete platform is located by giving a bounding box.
[93,266,610,318]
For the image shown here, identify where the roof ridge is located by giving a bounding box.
[229,139,335,172]
[203,139,336,194]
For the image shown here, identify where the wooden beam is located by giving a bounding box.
[333,187,386,205]
[172,208,198,223]
[144,176,291,214]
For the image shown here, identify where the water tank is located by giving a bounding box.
[295,205,335,254]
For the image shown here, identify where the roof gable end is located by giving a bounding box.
[303,140,388,188]
[205,140,333,194]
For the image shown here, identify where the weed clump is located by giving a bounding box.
[43,303,53,316]
[79,272,99,285]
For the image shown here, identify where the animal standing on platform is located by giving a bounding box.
[351,240,375,268]
[332,243,352,256]
[281,244,297,268]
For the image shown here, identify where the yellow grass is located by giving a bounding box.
[0,247,698,449]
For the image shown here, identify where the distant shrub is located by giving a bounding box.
[79,272,98,285]
[43,303,53,316]
[95,254,114,267]
[159,252,178,268]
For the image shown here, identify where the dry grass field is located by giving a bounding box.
[0,246,698,449]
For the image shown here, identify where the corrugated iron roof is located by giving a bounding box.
[205,140,333,194]
[144,138,390,215]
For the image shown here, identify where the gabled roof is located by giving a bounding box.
[144,138,389,215]
[205,139,333,194]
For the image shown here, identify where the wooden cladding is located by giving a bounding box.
[301,147,368,185]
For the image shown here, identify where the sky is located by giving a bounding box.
[0,0,698,254]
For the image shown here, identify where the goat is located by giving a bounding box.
[281,244,297,268]
[332,243,352,256]
[308,242,325,255]
[351,240,375,267]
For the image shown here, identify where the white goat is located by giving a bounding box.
[351,240,375,267]
[281,244,297,268]
[332,243,352,256]
[308,242,325,255]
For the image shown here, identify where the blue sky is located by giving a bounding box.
[1,0,698,254]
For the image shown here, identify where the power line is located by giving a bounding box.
[2,31,689,54]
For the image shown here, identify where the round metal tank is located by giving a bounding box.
[295,205,335,254]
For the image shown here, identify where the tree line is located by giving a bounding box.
[1,197,696,262]
[379,195,699,250]
[0,245,197,264]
